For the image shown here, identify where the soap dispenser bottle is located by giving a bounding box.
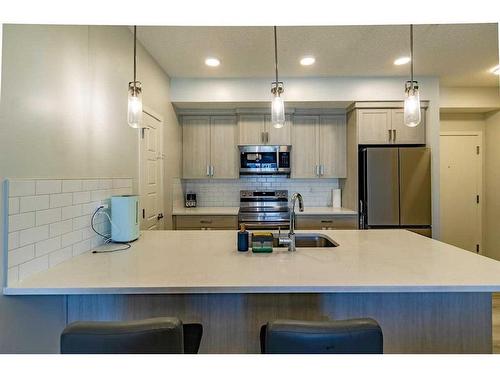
[237,224,249,252]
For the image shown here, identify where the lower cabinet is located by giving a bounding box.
[173,215,238,230]
[295,215,358,230]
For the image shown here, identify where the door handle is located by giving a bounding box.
[388,129,392,142]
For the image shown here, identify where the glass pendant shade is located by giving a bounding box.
[127,81,142,129]
[404,81,421,127]
[271,93,285,128]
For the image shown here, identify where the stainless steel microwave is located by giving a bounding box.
[238,145,291,176]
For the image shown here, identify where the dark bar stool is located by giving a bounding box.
[260,318,383,354]
[61,317,203,354]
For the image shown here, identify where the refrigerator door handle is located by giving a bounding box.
[359,200,364,228]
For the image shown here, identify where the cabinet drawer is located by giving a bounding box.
[174,215,238,230]
[296,215,358,230]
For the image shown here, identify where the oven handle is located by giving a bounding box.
[239,222,290,229]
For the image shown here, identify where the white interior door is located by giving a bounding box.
[440,132,482,253]
[140,110,164,230]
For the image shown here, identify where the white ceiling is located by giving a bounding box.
[136,24,499,87]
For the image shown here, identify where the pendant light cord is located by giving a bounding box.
[274,26,279,85]
[133,25,137,89]
[410,24,414,88]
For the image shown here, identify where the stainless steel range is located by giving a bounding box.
[238,190,290,230]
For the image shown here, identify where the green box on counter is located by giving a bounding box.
[251,232,274,253]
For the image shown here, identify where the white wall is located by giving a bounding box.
[440,87,500,112]
[0,24,180,352]
[171,76,442,238]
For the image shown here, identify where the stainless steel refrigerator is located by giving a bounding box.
[359,146,432,237]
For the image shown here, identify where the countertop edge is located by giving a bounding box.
[4,285,499,296]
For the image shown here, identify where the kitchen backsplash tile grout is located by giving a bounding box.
[5,178,134,284]
[181,177,340,207]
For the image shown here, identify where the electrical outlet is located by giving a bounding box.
[101,203,109,209]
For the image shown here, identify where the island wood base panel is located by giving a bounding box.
[67,292,492,354]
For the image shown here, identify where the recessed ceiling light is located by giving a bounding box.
[205,57,220,67]
[394,56,411,66]
[300,56,316,66]
[490,65,500,75]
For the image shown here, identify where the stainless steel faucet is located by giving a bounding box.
[279,192,304,251]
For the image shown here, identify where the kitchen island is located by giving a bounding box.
[5,229,500,353]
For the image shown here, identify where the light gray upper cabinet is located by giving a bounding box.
[391,108,426,145]
[292,115,347,178]
[238,114,291,145]
[357,108,426,145]
[182,115,238,179]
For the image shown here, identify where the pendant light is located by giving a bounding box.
[404,24,421,127]
[271,26,285,129]
[128,26,142,129]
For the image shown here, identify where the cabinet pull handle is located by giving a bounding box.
[321,220,333,223]
[210,165,214,176]
[200,220,213,224]
[388,129,392,142]
[266,132,269,143]
[261,132,265,143]
[393,129,397,142]
[206,165,210,176]
[320,165,324,176]
[315,165,319,176]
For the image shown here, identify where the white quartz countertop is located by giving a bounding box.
[5,229,500,295]
[296,207,357,215]
[172,207,239,215]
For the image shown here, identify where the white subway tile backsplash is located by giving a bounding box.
[82,201,101,215]
[5,177,134,283]
[19,255,49,280]
[9,212,35,231]
[8,231,20,250]
[8,244,35,267]
[62,204,83,220]
[113,179,133,188]
[91,189,111,202]
[35,237,61,257]
[49,219,73,237]
[49,247,73,267]
[36,180,62,194]
[49,193,73,208]
[73,215,90,230]
[82,179,100,191]
[8,266,19,284]
[61,230,83,248]
[8,197,19,214]
[73,191,91,204]
[19,195,50,213]
[36,208,62,226]
[72,239,91,256]
[98,179,113,189]
[9,180,35,197]
[62,180,82,193]
[19,225,49,247]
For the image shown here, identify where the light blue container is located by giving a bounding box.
[111,195,140,243]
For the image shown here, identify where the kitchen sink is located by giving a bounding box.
[272,233,339,248]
